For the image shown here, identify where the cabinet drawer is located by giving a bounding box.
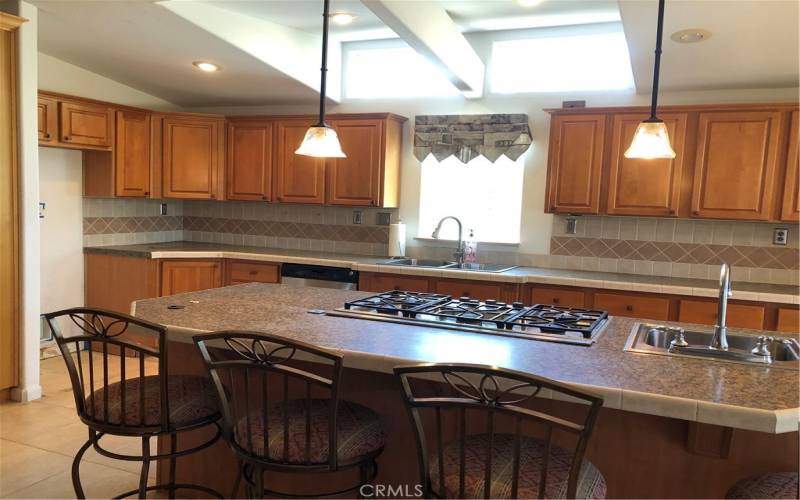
[593,292,670,320]
[776,308,800,333]
[678,299,765,329]
[435,280,503,301]
[363,274,430,293]
[227,261,280,284]
[529,287,585,308]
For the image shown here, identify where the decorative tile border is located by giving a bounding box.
[550,236,799,270]
[183,216,389,243]
[84,216,182,235]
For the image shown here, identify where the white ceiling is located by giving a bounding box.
[32,0,800,107]
[620,0,799,92]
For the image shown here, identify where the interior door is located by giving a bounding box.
[274,120,326,204]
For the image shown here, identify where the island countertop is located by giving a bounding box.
[131,283,799,434]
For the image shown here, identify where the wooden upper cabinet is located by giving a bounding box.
[37,96,57,143]
[607,113,688,216]
[690,110,783,220]
[545,114,606,214]
[227,120,273,201]
[780,110,799,222]
[59,100,113,148]
[274,120,326,204]
[162,116,224,200]
[115,110,151,197]
[326,119,383,206]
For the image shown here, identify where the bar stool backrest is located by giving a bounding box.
[193,331,344,469]
[394,363,603,499]
[43,307,169,433]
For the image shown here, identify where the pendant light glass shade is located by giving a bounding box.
[295,125,346,158]
[624,119,676,159]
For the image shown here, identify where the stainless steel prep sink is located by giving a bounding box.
[380,258,517,273]
[625,323,800,369]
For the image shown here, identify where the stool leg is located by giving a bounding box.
[230,460,243,499]
[139,436,151,498]
[168,433,177,498]
[253,466,264,500]
[71,436,92,499]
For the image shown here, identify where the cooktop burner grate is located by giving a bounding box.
[505,305,608,338]
[343,290,450,316]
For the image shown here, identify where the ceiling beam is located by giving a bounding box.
[362,0,484,98]
[157,0,340,102]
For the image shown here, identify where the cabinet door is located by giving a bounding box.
[59,100,113,147]
[607,113,687,216]
[546,114,606,214]
[678,299,765,329]
[780,110,799,222]
[160,260,222,296]
[326,119,382,206]
[691,111,782,220]
[529,287,586,308]
[227,121,273,201]
[115,110,151,197]
[274,120,326,204]
[37,96,57,143]
[225,261,280,285]
[360,273,430,293]
[162,117,222,199]
[435,280,503,301]
[593,292,670,320]
[776,308,799,333]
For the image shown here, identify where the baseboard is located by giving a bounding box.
[10,384,42,402]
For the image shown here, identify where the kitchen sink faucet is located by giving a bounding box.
[710,262,732,350]
[431,216,464,266]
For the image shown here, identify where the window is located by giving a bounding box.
[490,31,634,93]
[343,43,460,99]
[417,154,524,244]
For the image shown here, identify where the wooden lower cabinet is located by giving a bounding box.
[434,280,507,302]
[225,260,280,285]
[160,259,222,296]
[678,299,765,329]
[359,273,430,293]
[593,292,671,321]
[528,286,586,308]
[776,308,800,333]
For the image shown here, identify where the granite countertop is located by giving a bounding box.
[131,283,800,434]
[86,242,800,304]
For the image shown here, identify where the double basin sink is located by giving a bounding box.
[626,323,800,369]
[381,258,517,274]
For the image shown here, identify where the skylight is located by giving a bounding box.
[490,31,635,93]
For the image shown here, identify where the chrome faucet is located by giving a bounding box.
[710,262,732,350]
[431,216,465,266]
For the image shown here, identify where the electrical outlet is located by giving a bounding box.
[38,202,46,219]
[160,203,168,215]
[566,216,578,235]
[773,228,788,246]
[376,212,391,226]
[352,210,363,225]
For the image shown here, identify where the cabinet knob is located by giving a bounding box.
[249,270,258,275]
[261,195,268,200]
[210,194,216,199]
[549,206,556,211]
[43,133,51,139]
[63,136,70,141]
[144,191,149,196]
[553,298,560,304]
[692,210,700,216]
[668,209,675,215]
[626,305,634,312]
[277,196,283,201]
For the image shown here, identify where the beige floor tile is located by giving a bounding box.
[4,458,146,499]
[0,401,79,442]
[0,440,71,497]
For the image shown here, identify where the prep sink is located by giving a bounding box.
[381,258,517,273]
[625,323,800,369]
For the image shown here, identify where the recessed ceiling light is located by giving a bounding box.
[192,61,220,72]
[330,13,356,25]
[670,29,712,43]
[516,0,544,7]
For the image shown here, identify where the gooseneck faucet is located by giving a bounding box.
[710,262,732,350]
[431,216,465,266]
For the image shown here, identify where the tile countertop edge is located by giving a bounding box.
[159,325,797,434]
[84,246,799,304]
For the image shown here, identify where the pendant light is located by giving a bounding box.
[296,0,346,158]
[624,0,676,159]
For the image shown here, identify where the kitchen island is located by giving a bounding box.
[132,283,799,498]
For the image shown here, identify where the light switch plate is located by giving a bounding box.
[376,212,391,226]
[773,228,788,245]
[160,203,168,215]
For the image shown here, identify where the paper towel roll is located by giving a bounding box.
[388,222,406,257]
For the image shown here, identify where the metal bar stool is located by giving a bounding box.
[193,331,385,499]
[395,363,606,499]
[44,308,223,499]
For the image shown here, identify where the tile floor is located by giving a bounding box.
[0,353,159,499]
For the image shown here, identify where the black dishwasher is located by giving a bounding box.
[280,263,359,290]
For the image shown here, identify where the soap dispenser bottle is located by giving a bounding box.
[464,229,478,264]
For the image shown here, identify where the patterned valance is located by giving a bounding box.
[414,114,533,164]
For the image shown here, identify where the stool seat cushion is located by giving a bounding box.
[428,433,606,499]
[726,472,799,499]
[235,399,385,465]
[84,375,220,428]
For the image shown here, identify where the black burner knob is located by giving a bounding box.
[512,302,524,308]
[497,302,507,307]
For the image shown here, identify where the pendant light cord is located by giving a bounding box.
[649,0,666,121]
[317,0,331,127]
